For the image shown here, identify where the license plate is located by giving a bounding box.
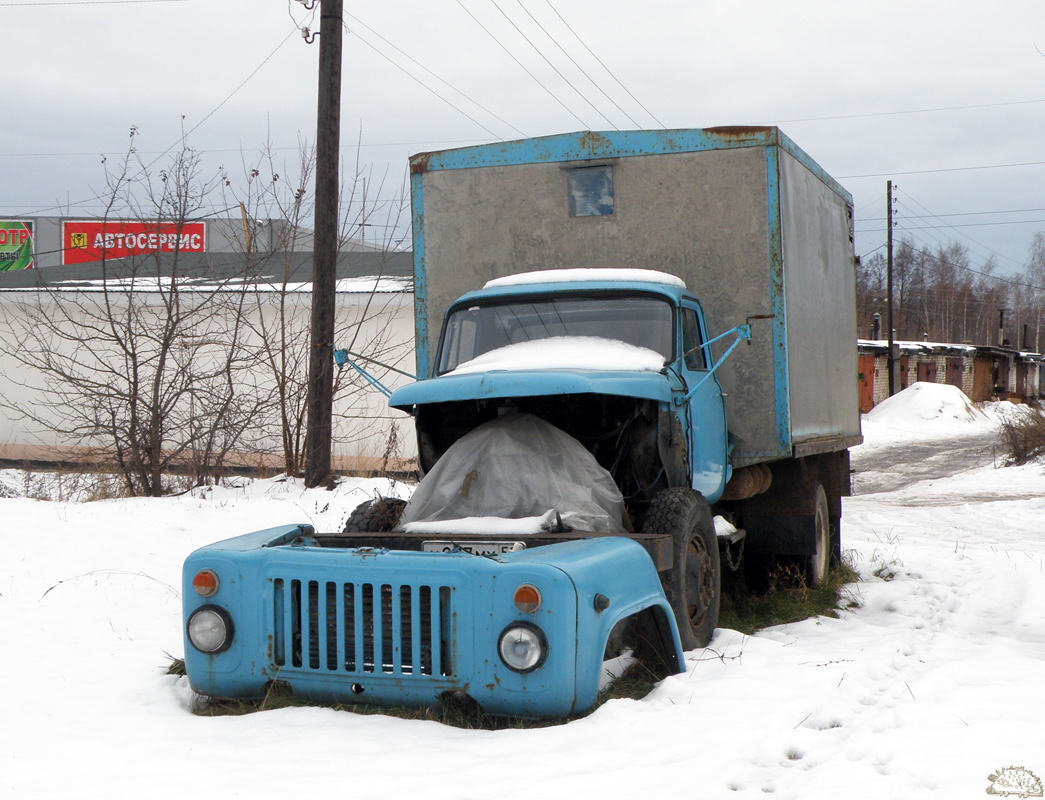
[422,540,525,556]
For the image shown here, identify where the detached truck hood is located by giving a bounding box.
[388,368,674,412]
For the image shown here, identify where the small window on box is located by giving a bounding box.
[567,165,614,217]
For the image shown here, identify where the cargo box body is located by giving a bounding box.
[409,127,861,466]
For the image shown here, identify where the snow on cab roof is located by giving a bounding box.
[448,336,665,375]
[484,268,687,290]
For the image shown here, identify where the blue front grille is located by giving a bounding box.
[272,578,454,677]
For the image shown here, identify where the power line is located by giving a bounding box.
[866,205,1045,222]
[344,11,528,140]
[543,0,663,128]
[173,28,297,159]
[488,0,614,128]
[840,158,1045,180]
[0,138,502,159]
[513,0,643,129]
[897,191,1026,272]
[457,0,590,129]
[898,218,1045,231]
[856,184,1042,276]
[0,0,189,5]
[898,238,1045,293]
[858,242,886,260]
[856,185,1036,289]
[347,25,504,141]
[14,26,298,218]
[765,97,1045,125]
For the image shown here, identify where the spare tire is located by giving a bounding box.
[342,497,407,533]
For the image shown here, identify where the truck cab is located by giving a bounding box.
[389,268,731,513]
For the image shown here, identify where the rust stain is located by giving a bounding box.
[704,125,774,139]
[578,130,614,156]
[576,130,614,156]
[410,152,433,174]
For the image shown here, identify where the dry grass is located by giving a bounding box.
[998,406,1045,466]
[718,554,862,636]
[5,465,128,503]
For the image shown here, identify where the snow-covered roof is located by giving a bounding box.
[0,251,413,293]
[859,339,977,354]
[483,268,686,290]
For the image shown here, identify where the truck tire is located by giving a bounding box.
[342,497,407,533]
[644,488,720,650]
[807,483,830,588]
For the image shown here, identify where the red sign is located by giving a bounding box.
[62,220,207,265]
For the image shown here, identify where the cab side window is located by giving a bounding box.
[681,308,706,370]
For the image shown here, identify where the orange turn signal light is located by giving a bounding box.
[513,584,541,613]
[192,569,219,597]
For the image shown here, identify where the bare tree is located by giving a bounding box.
[0,132,270,495]
[216,138,414,477]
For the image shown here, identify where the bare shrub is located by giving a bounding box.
[0,134,270,496]
[998,407,1045,465]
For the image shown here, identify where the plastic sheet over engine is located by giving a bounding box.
[399,413,626,533]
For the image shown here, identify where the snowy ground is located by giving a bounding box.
[2,383,1044,799]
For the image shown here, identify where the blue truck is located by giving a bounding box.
[182,127,862,718]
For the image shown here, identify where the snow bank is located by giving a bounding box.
[866,382,985,429]
[859,382,994,451]
[449,336,665,375]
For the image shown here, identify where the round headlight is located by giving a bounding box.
[498,623,547,673]
[187,606,234,654]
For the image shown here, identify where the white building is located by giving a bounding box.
[0,246,418,474]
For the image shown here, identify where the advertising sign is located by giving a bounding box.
[0,220,34,270]
[62,220,207,265]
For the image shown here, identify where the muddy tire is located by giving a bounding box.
[644,487,720,650]
[342,497,407,533]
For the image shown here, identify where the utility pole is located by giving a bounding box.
[886,179,896,396]
[304,0,343,487]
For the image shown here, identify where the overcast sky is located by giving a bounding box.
[5,0,1045,281]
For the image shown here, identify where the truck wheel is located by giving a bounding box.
[644,488,720,650]
[342,497,407,533]
[807,484,830,588]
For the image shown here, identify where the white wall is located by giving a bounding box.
[0,287,418,472]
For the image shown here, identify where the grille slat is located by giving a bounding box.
[410,585,422,677]
[273,578,454,678]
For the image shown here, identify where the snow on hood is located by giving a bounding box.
[448,336,665,375]
[483,268,686,290]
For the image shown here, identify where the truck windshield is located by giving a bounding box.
[437,293,674,373]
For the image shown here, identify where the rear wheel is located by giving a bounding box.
[806,484,830,588]
[644,488,720,650]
